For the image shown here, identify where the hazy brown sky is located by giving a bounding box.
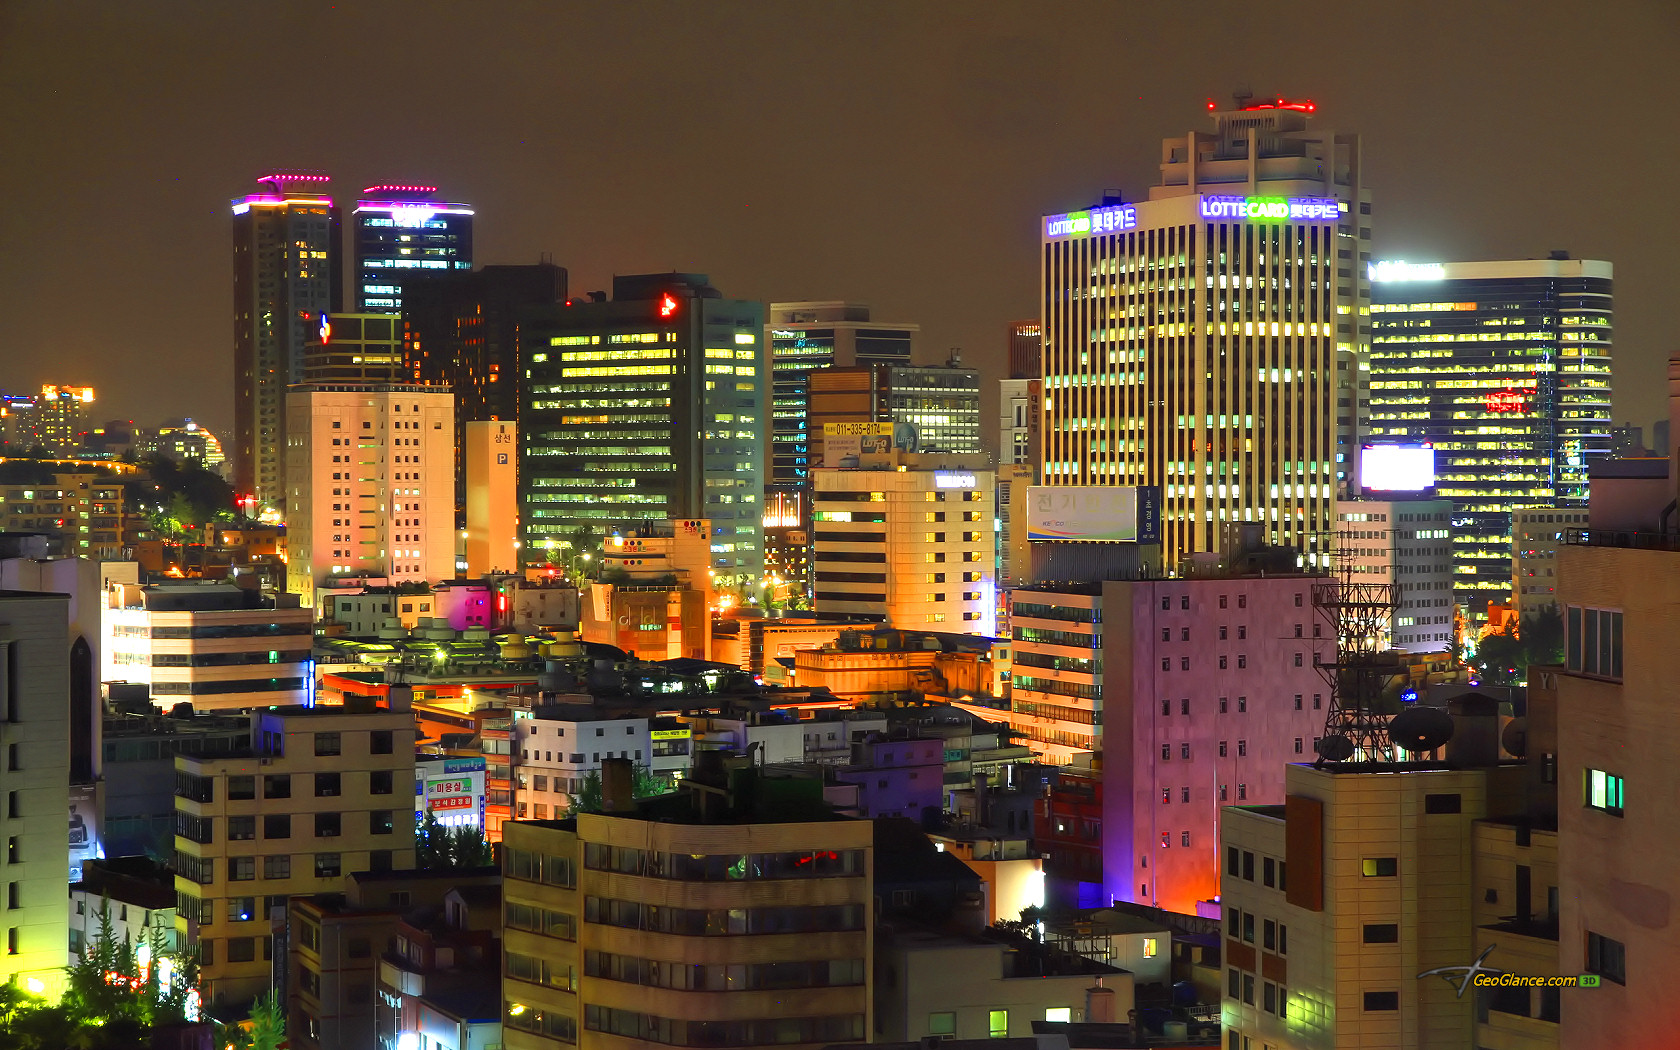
[3,1,1677,445]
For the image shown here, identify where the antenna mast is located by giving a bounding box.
[1312,527,1398,766]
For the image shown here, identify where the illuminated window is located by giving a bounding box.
[1585,769,1624,816]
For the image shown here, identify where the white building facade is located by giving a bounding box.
[285,383,455,609]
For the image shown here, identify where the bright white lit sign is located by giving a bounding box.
[388,206,438,228]
[1360,444,1436,491]
[934,473,977,489]
[1368,260,1447,282]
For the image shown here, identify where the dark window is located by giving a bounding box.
[370,811,394,835]
[314,732,341,757]
[264,775,291,800]
[263,814,290,839]
[1425,793,1462,814]
[1586,931,1626,984]
[315,813,341,837]
[315,773,340,797]
[370,769,393,795]
[1363,923,1399,943]
[1363,991,1399,1011]
[370,730,393,754]
[227,776,256,800]
[1227,847,1240,877]
[1363,857,1398,877]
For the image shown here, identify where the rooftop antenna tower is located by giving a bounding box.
[1312,528,1399,766]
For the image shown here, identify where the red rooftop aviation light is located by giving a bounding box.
[1239,98,1317,113]
[658,293,679,318]
[256,172,331,185]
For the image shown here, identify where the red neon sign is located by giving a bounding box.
[1485,388,1534,413]
[658,293,679,318]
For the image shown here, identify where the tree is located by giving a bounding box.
[0,897,203,1050]
[1520,606,1565,667]
[415,810,493,870]
[222,990,285,1050]
[561,765,672,817]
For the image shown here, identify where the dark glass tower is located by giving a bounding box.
[1368,255,1613,610]
[231,172,341,505]
[766,303,915,494]
[520,274,766,589]
[351,184,473,314]
[402,263,568,504]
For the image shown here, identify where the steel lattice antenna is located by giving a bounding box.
[1312,528,1399,767]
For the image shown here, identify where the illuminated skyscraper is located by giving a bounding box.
[284,382,455,609]
[1368,254,1613,610]
[350,184,473,314]
[766,303,916,495]
[520,274,766,589]
[1040,97,1370,565]
[232,173,341,506]
[0,385,94,456]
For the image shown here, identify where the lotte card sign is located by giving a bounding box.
[1027,486,1161,543]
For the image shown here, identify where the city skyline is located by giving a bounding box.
[3,2,1676,443]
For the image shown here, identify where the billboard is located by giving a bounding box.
[1361,445,1436,492]
[1026,486,1161,543]
[822,421,893,467]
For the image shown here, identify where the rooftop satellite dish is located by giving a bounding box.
[1390,706,1455,754]
[1316,734,1355,762]
[1502,717,1528,759]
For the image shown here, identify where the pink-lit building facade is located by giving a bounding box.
[1012,574,1330,914]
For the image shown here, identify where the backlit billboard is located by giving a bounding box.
[1361,444,1436,491]
[1026,486,1161,543]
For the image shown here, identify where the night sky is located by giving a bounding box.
[3,1,1677,448]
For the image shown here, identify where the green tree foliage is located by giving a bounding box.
[0,898,203,1050]
[1468,606,1566,686]
[561,764,672,817]
[415,809,494,870]
[221,990,285,1050]
[123,454,237,531]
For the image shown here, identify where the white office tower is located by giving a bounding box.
[285,384,455,609]
[1041,97,1370,566]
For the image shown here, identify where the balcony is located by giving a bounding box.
[378,954,424,997]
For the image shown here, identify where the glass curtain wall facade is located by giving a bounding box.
[767,304,915,493]
[1368,257,1613,609]
[521,274,766,589]
[351,185,473,314]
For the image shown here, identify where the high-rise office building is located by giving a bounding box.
[284,383,455,608]
[1368,256,1612,610]
[0,385,94,456]
[811,453,996,633]
[1334,498,1455,651]
[350,184,473,314]
[233,173,341,506]
[808,360,982,466]
[1511,505,1589,616]
[1041,97,1369,566]
[766,302,917,498]
[1007,320,1042,380]
[519,274,765,589]
[300,313,405,383]
[0,590,72,997]
[402,263,568,489]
